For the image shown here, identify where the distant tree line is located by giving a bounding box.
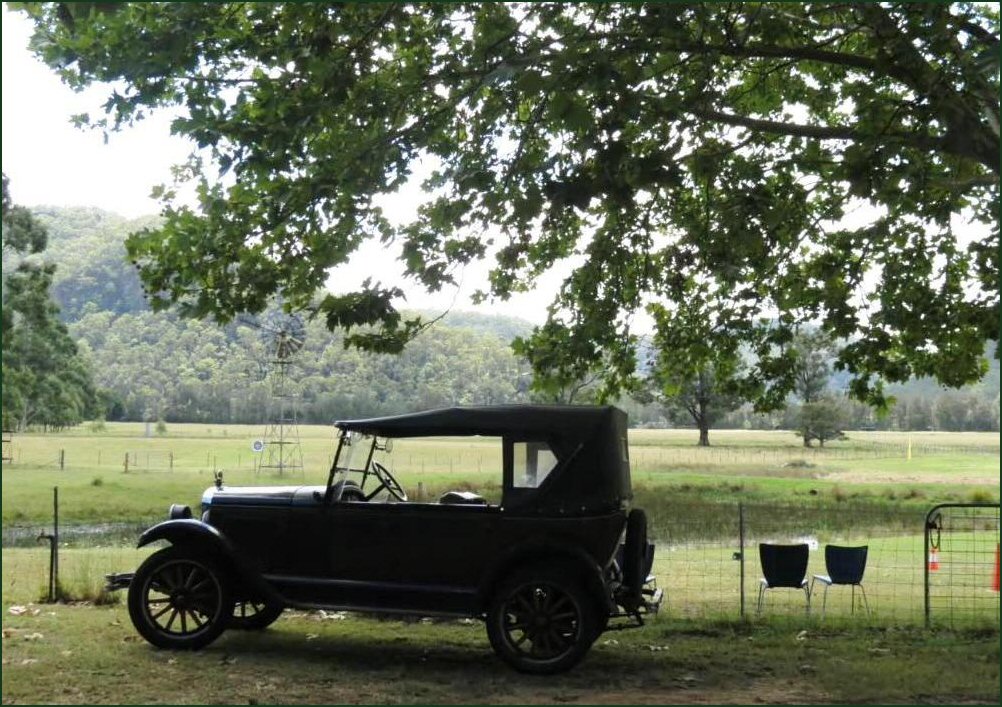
[70,309,534,425]
[3,205,998,435]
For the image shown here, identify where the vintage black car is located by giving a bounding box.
[113,405,661,673]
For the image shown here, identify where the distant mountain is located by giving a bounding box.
[418,309,534,342]
[30,206,156,320]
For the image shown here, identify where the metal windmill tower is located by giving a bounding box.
[257,312,306,476]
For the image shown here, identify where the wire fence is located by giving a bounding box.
[647,502,999,627]
[3,437,999,474]
[1,447,497,477]
[631,443,1001,471]
[3,497,998,628]
[925,504,1001,627]
[1,447,301,475]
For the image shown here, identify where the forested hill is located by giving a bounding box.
[29,206,154,320]
[28,206,535,343]
[22,206,1002,430]
[69,308,535,424]
[28,206,537,423]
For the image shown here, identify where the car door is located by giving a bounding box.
[321,499,500,612]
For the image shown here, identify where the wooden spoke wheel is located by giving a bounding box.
[127,547,231,650]
[487,566,598,674]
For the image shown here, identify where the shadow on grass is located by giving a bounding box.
[207,624,668,679]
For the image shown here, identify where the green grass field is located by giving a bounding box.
[1,423,998,703]
[3,424,998,526]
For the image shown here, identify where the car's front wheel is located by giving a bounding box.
[486,565,598,674]
[127,546,232,650]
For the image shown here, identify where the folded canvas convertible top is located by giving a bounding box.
[336,404,632,513]
[336,404,618,440]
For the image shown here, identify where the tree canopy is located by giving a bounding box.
[17,2,1000,408]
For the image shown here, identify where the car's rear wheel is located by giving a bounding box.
[229,600,284,630]
[486,565,598,674]
[127,546,231,650]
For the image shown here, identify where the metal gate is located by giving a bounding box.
[924,503,1000,627]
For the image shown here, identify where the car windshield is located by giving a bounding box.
[327,431,511,505]
[339,431,372,474]
[328,431,394,499]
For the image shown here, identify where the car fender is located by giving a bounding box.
[137,519,284,606]
[477,541,613,614]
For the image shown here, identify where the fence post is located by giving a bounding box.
[169,451,173,472]
[924,506,940,628]
[59,449,65,470]
[739,502,746,619]
[52,486,59,600]
[123,453,129,473]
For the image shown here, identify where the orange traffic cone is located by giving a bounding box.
[928,547,940,571]
[992,544,999,592]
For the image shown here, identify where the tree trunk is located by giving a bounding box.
[696,396,710,447]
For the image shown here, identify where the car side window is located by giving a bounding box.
[512,441,558,488]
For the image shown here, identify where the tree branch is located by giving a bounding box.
[673,40,879,74]
[678,105,952,158]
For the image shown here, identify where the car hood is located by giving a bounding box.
[202,485,325,508]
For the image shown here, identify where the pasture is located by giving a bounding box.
[1,423,999,703]
[2,423,998,526]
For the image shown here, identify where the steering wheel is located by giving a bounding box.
[370,461,408,502]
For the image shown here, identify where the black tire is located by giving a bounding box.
[591,610,610,644]
[486,565,599,675]
[127,546,232,650]
[229,600,284,630]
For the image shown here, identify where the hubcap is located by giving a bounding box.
[502,583,580,661]
[144,559,221,636]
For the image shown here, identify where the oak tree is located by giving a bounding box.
[17,2,999,408]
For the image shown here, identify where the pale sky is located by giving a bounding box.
[0,6,556,324]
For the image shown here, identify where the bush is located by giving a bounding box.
[968,489,997,504]
[155,419,168,436]
[87,418,106,433]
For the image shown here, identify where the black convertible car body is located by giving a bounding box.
[113,405,661,673]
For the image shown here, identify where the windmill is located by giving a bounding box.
[256,312,306,476]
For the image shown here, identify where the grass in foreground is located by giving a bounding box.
[0,601,997,704]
